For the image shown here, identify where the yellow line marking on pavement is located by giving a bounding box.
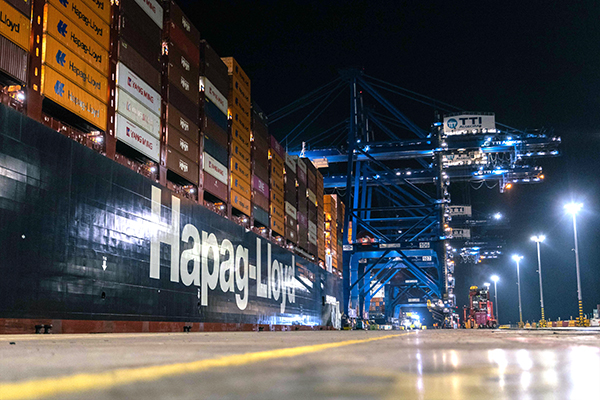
[0,333,410,399]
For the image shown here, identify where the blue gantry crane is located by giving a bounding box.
[269,68,559,323]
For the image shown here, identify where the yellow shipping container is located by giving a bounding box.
[0,0,31,50]
[230,174,251,199]
[41,65,107,130]
[271,216,284,236]
[44,4,110,76]
[42,34,108,103]
[231,188,251,216]
[230,157,251,183]
[47,0,110,50]
[230,140,251,164]
[231,120,250,147]
[81,0,111,24]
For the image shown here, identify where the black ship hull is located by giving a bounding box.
[0,105,342,334]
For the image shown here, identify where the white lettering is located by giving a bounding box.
[201,231,220,305]
[219,239,234,293]
[180,224,200,286]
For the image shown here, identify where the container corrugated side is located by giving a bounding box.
[48,0,110,50]
[203,116,228,148]
[203,172,228,202]
[82,0,110,24]
[166,146,199,185]
[165,21,199,67]
[203,97,227,132]
[252,205,269,227]
[203,134,228,166]
[168,104,199,143]
[117,40,161,93]
[168,43,200,83]
[231,174,251,200]
[166,0,200,44]
[0,35,27,83]
[167,59,199,104]
[1,0,30,50]
[167,127,199,163]
[119,14,161,70]
[5,0,30,17]
[120,0,163,41]
[221,57,251,94]
[166,85,197,122]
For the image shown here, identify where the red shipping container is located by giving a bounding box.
[117,40,161,93]
[167,59,199,104]
[167,105,199,144]
[166,147,199,185]
[199,40,229,96]
[166,86,198,122]
[253,162,269,183]
[270,136,285,158]
[252,190,269,211]
[165,0,200,43]
[167,128,199,164]
[165,21,200,67]
[204,172,228,202]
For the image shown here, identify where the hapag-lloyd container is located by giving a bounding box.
[231,121,250,148]
[200,77,228,115]
[82,0,110,24]
[231,188,251,216]
[231,175,251,200]
[203,152,228,185]
[231,141,250,164]
[203,172,227,202]
[41,65,107,130]
[47,0,110,50]
[115,113,160,161]
[42,35,108,103]
[230,158,251,183]
[167,127,199,163]
[116,88,160,137]
[0,35,27,83]
[2,0,27,50]
[167,104,199,143]
[117,40,161,92]
[221,57,251,96]
[166,146,199,185]
[44,4,109,75]
[116,62,161,116]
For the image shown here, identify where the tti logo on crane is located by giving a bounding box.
[447,118,458,129]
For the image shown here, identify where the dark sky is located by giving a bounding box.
[184,0,600,322]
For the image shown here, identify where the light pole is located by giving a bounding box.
[531,235,546,325]
[565,202,584,326]
[512,255,524,327]
[491,275,499,323]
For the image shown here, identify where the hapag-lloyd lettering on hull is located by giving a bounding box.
[149,187,296,312]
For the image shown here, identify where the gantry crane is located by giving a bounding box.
[269,68,559,323]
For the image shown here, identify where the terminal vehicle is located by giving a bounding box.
[463,286,497,328]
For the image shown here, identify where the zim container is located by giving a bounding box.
[166,146,199,185]
[117,40,161,92]
[167,104,199,143]
[167,127,199,163]
[203,172,227,202]
[0,35,27,83]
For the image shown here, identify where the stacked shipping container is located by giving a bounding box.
[296,157,308,252]
[251,102,270,229]
[324,194,345,274]
[199,41,230,207]
[222,57,252,219]
[269,136,285,237]
[0,0,30,85]
[114,0,163,162]
[162,0,200,185]
[284,154,297,244]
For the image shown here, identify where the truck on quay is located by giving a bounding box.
[462,286,497,329]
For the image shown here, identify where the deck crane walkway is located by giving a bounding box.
[268,69,560,323]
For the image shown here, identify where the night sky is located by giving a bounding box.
[184,0,600,322]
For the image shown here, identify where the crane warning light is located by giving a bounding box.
[539,174,545,180]
[504,183,513,190]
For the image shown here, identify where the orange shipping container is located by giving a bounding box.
[42,35,108,103]
[230,140,251,164]
[44,4,110,75]
[231,120,251,147]
[41,65,107,130]
[82,0,110,24]
[271,216,285,236]
[221,57,250,95]
[270,203,285,222]
[47,0,110,50]
[230,174,251,199]
[230,157,251,183]
[270,190,284,208]
[0,0,30,50]
[231,188,251,216]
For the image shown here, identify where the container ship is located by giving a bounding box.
[0,0,344,333]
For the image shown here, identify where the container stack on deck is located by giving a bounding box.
[0,0,346,275]
[221,57,252,223]
[296,157,308,253]
[161,0,200,187]
[113,0,163,171]
[199,41,230,213]
[284,154,298,245]
[0,0,30,100]
[269,136,286,239]
[251,102,271,232]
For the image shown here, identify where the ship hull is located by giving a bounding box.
[0,105,342,334]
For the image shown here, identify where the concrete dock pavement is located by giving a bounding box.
[1,330,600,399]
